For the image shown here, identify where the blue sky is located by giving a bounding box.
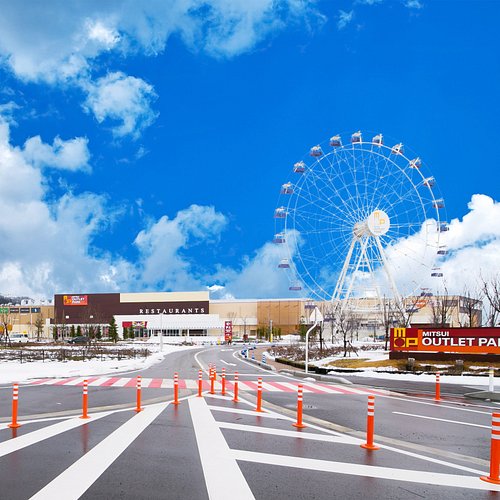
[0,0,498,300]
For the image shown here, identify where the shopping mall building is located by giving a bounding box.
[52,291,309,340]
[2,290,482,340]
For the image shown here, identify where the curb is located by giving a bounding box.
[465,390,500,402]
[237,353,276,371]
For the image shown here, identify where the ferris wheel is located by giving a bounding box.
[274,131,448,304]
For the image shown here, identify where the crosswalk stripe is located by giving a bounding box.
[30,403,169,500]
[25,376,376,395]
[0,412,111,458]
[190,398,255,500]
[230,450,499,492]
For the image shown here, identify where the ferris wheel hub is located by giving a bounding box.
[367,210,390,236]
[353,210,390,238]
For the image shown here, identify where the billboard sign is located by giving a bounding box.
[391,327,500,354]
[63,295,88,306]
[224,321,233,342]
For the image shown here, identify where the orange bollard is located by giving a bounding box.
[292,384,306,429]
[255,377,263,413]
[198,369,203,397]
[8,383,21,428]
[135,376,143,413]
[232,371,239,403]
[173,372,179,405]
[80,379,90,419]
[210,366,215,395]
[435,371,441,401]
[221,368,226,396]
[481,412,500,484]
[361,395,379,450]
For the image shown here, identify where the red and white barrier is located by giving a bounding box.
[8,383,21,428]
[481,412,500,484]
[360,395,379,450]
[292,384,306,429]
[233,372,239,403]
[255,377,263,413]
[135,376,143,413]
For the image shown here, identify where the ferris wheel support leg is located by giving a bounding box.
[342,236,370,306]
[332,237,357,303]
[374,236,402,308]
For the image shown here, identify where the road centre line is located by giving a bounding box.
[189,397,255,500]
[218,422,358,444]
[221,360,237,366]
[392,412,489,429]
[377,393,491,415]
[30,402,169,500]
[0,412,112,458]
[230,450,497,491]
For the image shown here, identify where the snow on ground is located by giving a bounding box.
[340,370,495,387]
[268,341,496,387]
[0,344,199,385]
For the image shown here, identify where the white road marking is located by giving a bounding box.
[221,360,237,366]
[230,450,498,491]
[207,405,281,419]
[0,412,111,458]
[110,378,130,387]
[62,377,86,386]
[218,422,358,444]
[30,402,169,500]
[87,377,114,387]
[392,412,489,429]
[189,397,255,500]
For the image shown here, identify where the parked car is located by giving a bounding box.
[9,333,30,343]
[67,336,90,344]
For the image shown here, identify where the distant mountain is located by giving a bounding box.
[0,294,33,305]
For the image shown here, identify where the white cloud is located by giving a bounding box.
[0,117,497,303]
[0,2,322,138]
[405,0,423,9]
[337,10,354,30]
[373,194,500,297]
[0,1,322,82]
[134,205,228,290]
[83,72,158,138]
[0,117,131,298]
[22,135,90,172]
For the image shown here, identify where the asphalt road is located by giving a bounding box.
[0,345,499,499]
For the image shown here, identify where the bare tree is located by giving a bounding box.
[332,303,360,357]
[392,295,423,327]
[459,285,483,327]
[482,273,500,327]
[429,288,454,327]
[381,297,400,350]
[0,308,13,345]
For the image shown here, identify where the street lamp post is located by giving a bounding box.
[305,306,319,374]
[160,313,164,352]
